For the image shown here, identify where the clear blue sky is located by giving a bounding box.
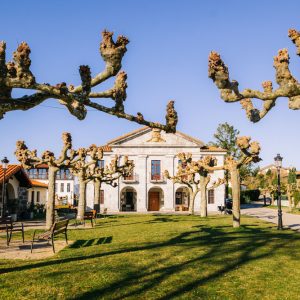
[1,0,300,168]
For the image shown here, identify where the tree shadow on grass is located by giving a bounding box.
[72,225,300,300]
[69,237,112,249]
[1,222,299,299]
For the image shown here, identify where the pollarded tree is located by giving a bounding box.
[70,145,133,220]
[202,136,261,227]
[164,154,222,216]
[208,28,300,122]
[15,132,75,229]
[93,155,134,212]
[0,31,177,133]
[69,145,100,220]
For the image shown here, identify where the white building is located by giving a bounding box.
[26,164,75,206]
[86,127,226,213]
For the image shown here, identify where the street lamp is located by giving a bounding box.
[1,157,9,218]
[274,153,283,230]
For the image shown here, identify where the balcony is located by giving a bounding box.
[122,173,139,183]
[149,173,166,183]
[56,174,74,180]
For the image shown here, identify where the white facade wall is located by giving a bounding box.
[29,178,75,205]
[86,128,226,213]
[27,187,48,205]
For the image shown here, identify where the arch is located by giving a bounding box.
[6,183,16,200]
[175,186,190,211]
[120,186,137,211]
[148,187,164,211]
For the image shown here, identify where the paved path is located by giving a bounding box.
[241,203,300,231]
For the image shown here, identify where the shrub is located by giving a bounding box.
[294,190,300,207]
[240,190,260,204]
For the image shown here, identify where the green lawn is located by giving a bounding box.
[1,214,300,299]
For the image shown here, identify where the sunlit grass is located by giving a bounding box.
[1,214,300,299]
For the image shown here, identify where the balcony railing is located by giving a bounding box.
[56,174,74,180]
[27,170,74,180]
[122,173,139,183]
[149,173,166,183]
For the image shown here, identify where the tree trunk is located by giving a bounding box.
[46,166,58,230]
[230,168,240,228]
[188,190,197,215]
[288,189,293,212]
[77,179,87,220]
[94,180,101,212]
[271,194,275,205]
[225,170,229,201]
[200,176,207,217]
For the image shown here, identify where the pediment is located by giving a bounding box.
[107,127,204,147]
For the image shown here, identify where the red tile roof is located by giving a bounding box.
[0,165,22,182]
[0,164,32,187]
[30,180,48,188]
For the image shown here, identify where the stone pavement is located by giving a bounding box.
[241,203,300,231]
[0,239,71,260]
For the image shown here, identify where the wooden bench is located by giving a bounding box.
[0,216,24,246]
[83,210,97,227]
[31,218,69,253]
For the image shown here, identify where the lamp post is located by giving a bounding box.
[274,154,283,230]
[1,156,9,218]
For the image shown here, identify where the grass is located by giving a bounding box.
[1,214,300,299]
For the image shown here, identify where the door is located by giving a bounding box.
[125,192,134,210]
[148,192,160,211]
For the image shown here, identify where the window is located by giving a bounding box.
[98,160,105,169]
[55,183,58,192]
[28,168,38,179]
[38,168,47,179]
[31,191,35,203]
[37,191,40,203]
[100,190,104,204]
[175,192,183,205]
[151,160,161,180]
[65,169,71,179]
[60,183,64,192]
[67,183,70,192]
[208,190,214,204]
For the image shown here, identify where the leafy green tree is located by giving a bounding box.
[287,167,298,211]
[209,122,257,197]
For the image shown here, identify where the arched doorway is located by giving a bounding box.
[148,187,164,211]
[120,187,137,211]
[6,183,16,200]
[175,187,190,211]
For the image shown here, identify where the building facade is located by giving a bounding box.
[86,127,226,213]
[26,164,75,205]
[0,165,32,217]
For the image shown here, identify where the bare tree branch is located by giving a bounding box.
[208,28,300,122]
[0,31,178,133]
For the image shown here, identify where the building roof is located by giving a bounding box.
[259,164,289,172]
[107,126,149,145]
[200,146,227,153]
[30,180,48,188]
[106,126,205,146]
[0,164,32,187]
